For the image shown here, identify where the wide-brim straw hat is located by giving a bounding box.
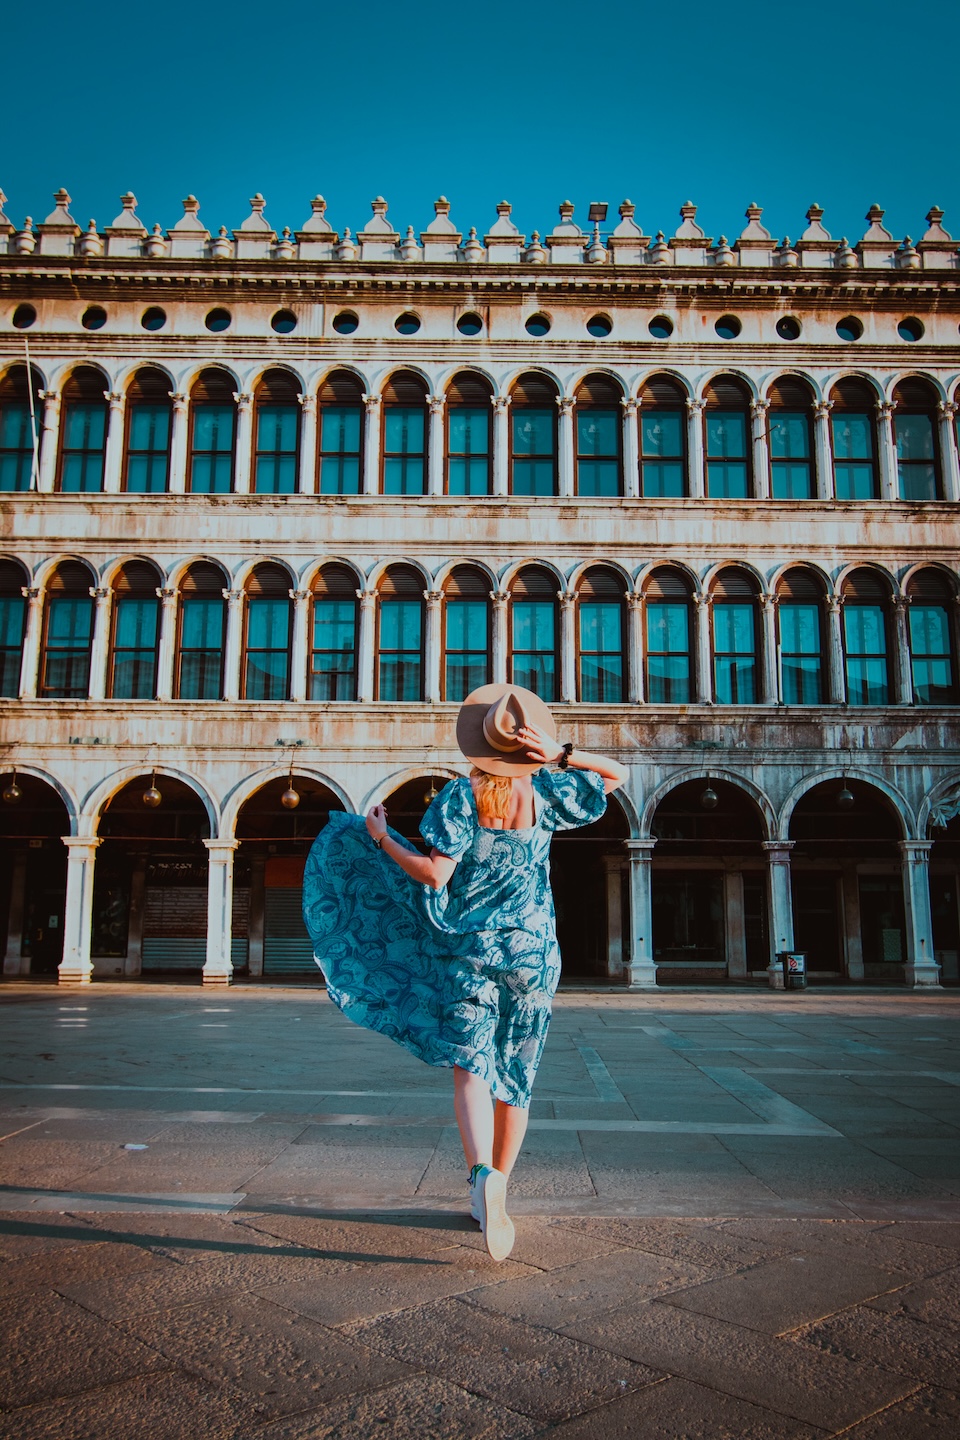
[456,683,556,777]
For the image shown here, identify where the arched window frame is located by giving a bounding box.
[441,567,491,699]
[893,380,942,502]
[108,561,161,699]
[704,378,752,500]
[253,370,301,495]
[509,375,558,497]
[382,375,428,496]
[241,566,293,701]
[509,567,559,700]
[841,570,892,705]
[376,566,425,700]
[57,369,108,493]
[309,564,359,700]
[0,559,28,696]
[643,568,694,703]
[123,369,172,494]
[188,370,236,494]
[830,379,880,500]
[711,570,760,703]
[574,377,622,498]
[906,569,958,704]
[576,567,626,701]
[767,378,815,500]
[0,366,42,493]
[175,563,228,700]
[776,569,826,705]
[639,377,687,498]
[318,371,364,496]
[40,562,95,699]
[445,374,492,497]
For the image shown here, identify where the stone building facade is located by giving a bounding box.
[1,186,959,989]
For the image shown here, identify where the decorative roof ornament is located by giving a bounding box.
[834,237,858,269]
[299,195,333,234]
[38,188,79,255]
[897,236,921,271]
[800,203,831,242]
[775,236,799,269]
[234,193,276,257]
[77,219,103,258]
[104,193,146,257]
[607,199,648,263]
[400,226,422,262]
[736,201,773,266]
[921,206,952,244]
[712,235,735,267]
[0,189,12,241]
[857,203,896,267]
[796,203,835,268]
[360,196,400,260]
[210,226,233,260]
[524,230,546,263]
[297,195,338,259]
[484,200,524,262]
[918,206,953,266]
[14,217,35,254]
[169,195,210,258]
[336,227,357,261]
[461,226,484,263]
[421,196,461,261]
[674,200,705,240]
[671,201,710,262]
[275,226,296,260]
[546,200,586,261]
[647,231,670,265]
[145,223,167,259]
[585,224,607,264]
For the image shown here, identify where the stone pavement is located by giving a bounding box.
[1,985,959,1438]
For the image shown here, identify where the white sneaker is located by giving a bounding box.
[473,1165,515,1262]
[469,1171,482,1223]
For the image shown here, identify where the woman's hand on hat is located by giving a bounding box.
[365,804,388,842]
[518,724,563,765]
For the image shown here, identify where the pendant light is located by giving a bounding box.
[281,765,300,810]
[142,771,162,808]
[2,769,22,804]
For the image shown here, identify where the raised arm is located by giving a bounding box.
[519,724,628,794]
[364,804,458,891]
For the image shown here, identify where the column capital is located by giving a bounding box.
[289,588,311,604]
[762,840,796,857]
[104,390,125,410]
[693,592,712,609]
[157,586,177,601]
[750,399,771,418]
[621,397,640,416]
[90,586,111,602]
[363,393,382,414]
[40,389,61,405]
[813,400,834,419]
[891,593,910,612]
[427,394,446,415]
[626,591,644,610]
[686,398,706,416]
[876,400,897,419]
[556,396,577,416]
[827,594,843,613]
[223,587,243,603]
[491,395,512,414]
[357,588,377,608]
[424,589,443,607]
[169,390,188,412]
[490,589,509,607]
[297,392,317,414]
[900,839,934,858]
[63,835,102,853]
[758,592,778,610]
[204,838,240,856]
[233,391,253,410]
[22,586,41,601]
[558,590,577,609]
[937,401,958,421]
[625,838,657,855]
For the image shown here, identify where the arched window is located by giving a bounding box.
[443,566,490,699]
[711,569,758,703]
[377,565,424,700]
[510,374,558,496]
[510,566,558,700]
[830,379,879,500]
[124,368,171,493]
[894,379,941,501]
[109,561,160,699]
[176,562,227,700]
[704,377,751,499]
[643,567,693,703]
[842,570,890,704]
[0,366,42,492]
[319,371,363,495]
[188,369,235,494]
[768,377,814,499]
[575,376,621,497]
[309,564,358,700]
[382,373,427,495]
[446,373,492,496]
[58,369,107,493]
[776,568,824,704]
[40,561,94,698]
[243,565,292,700]
[577,567,625,701]
[639,376,686,498]
[0,559,28,696]
[907,569,957,704]
[254,370,300,495]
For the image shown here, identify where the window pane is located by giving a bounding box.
[899,463,938,502]
[383,456,425,495]
[379,655,422,701]
[247,598,290,650]
[513,601,554,653]
[512,410,553,456]
[320,456,360,494]
[255,454,297,494]
[114,598,158,650]
[511,653,556,700]
[384,408,424,454]
[769,413,809,459]
[895,414,935,462]
[641,460,685,497]
[446,600,486,652]
[909,605,950,657]
[834,462,877,501]
[61,451,104,492]
[179,652,222,700]
[112,651,156,699]
[189,454,232,494]
[715,656,756,703]
[642,412,683,458]
[380,600,422,652]
[706,462,748,498]
[647,654,690,703]
[0,403,36,450]
[63,404,106,450]
[47,597,93,647]
[126,454,169,493]
[321,406,361,453]
[577,459,619,496]
[512,459,554,496]
[257,405,298,454]
[192,405,234,454]
[832,413,873,461]
[846,657,888,705]
[449,408,488,455]
[647,602,689,655]
[576,411,618,457]
[0,451,33,492]
[445,655,487,701]
[245,651,289,700]
[844,605,885,656]
[714,603,754,656]
[580,602,621,653]
[129,405,170,453]
[313,599,356,654]
[580,654,623,703]
[448,456,489,495]
[706,412,746,458]
[779,603,820,655]
[181,598,224,650]
[771,461,813,500]
[782,655,822,705]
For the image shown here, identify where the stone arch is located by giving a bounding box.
[32,554,97,590]
[165,555,230,590]
[364,765,466,814]
[365,557,433,590]
[759,370,822,404]
[635,559,702,596]
[0,763,79,834]
[99,553,163,589]
[642,768,775,840]
[703,559,770,597]
[221,766,356,835]
[298,556,365,592]
[234,556,298,590]
[636,367,694,401]
[432,557,499,590]
[695,369,760,403]
[779,768,913,842]
[82,766,219,838]
[500,557,566,591]
[887,371,948,405]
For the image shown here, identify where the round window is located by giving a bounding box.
[898,317,924,343]
[836,316,863,343]
[12,304,37,330]
[776,316,801,341]
[525,313,551,337]
[141,306,166,332]
[395,312,421,335]
[271,309,297,334]
[457,312,483,337]
[81,306,107,331]
[586,314,612,338]
[332,310,359,335]
[205,308,231,333]
[648,315,673,339]
[715,315,742,340]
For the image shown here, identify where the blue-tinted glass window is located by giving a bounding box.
[511,600,556,699]
[770,412,813,499]
[641,411,685,497]
[41,596,93,698]
[189,405,234,494]
[511,410,556,496]
[713,602,756,702]
[832,413,878,499]
[0,403,38,492]
[646,602,691,702]
[0,594,26,696]
[255,404,299,495]
[910,605,956,703]
[320,406,362,495]
[576,411,620,497]
[60,403,106,492]
[444,599,489,699]
[779,602,822,704]
[111,597,159,698]
[706,412,748,498]
[378,599,423,699]
[243,597,291,700]
[844,605,888,704]
[447,408,490,496]
[125,405,170,493]
[579,601,623,701]
[178,597,225,699]
[310,598,357,700]
[383,408,425,495]
[895,414,939,501]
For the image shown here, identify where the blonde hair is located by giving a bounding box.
[471,766,513,822]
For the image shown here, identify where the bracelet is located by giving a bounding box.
[557,742,574,771]
[373,833,385,849]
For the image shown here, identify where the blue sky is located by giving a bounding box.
[3,1,957,250]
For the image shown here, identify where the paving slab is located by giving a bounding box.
[836,1386,960,1440]
[865,1264,960,1333]
[254,1374,541,1440]
[0,1371,261,1440]
[543,1376,827,1439]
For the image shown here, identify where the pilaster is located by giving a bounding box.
[625,839,658,988]
[202,839,239,985]
[58,837,102,985]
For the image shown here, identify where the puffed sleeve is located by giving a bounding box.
[533,768,608,831]
[419,778,474,860]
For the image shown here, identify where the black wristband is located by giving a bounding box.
[557,743,574,771]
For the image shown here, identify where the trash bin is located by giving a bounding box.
[778,951,807,991]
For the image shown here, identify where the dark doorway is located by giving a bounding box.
[551,794,630,980]
[791,873,843,975]
[1,774,71,977]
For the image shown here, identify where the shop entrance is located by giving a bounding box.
[1,774,70,977]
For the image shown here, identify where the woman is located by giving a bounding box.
[302,683,628,1261]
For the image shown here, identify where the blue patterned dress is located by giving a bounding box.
[302,769,606,1107]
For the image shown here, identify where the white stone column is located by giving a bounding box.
[289,589,310,703]
[297,394,317,495]
[891,595,913,705]
[168,392,189,494]
[812,400,834,501]
[87,586,113,700]
[38,391,61,493]
[602,855,625,979]
[686,400,706,499]
[763,840,796,989]
[18,586,43,699]
[102,391,126,493]
[621,398,640,498]
[693,594,713,703]
[751,400,771,501]
[559,591,577,702]
[826,596,845,703]
[424,589,442,701]
[155,587,178,702]
[759,594,778,704]
[900,840,941,987]
[202,839,239,986]
[233,392,254,494]
[58,836,101,985]
[876,401,898,502]
[357,589,376,701]
[362,395,381,496]
[491,396,510,498]
[557,397,576,498]
[491,590,508,683]
[427,395,445,497]
[222,588,244,702]
[625,839,657,988]
[937,402,960,503]
[626,593,644,703]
